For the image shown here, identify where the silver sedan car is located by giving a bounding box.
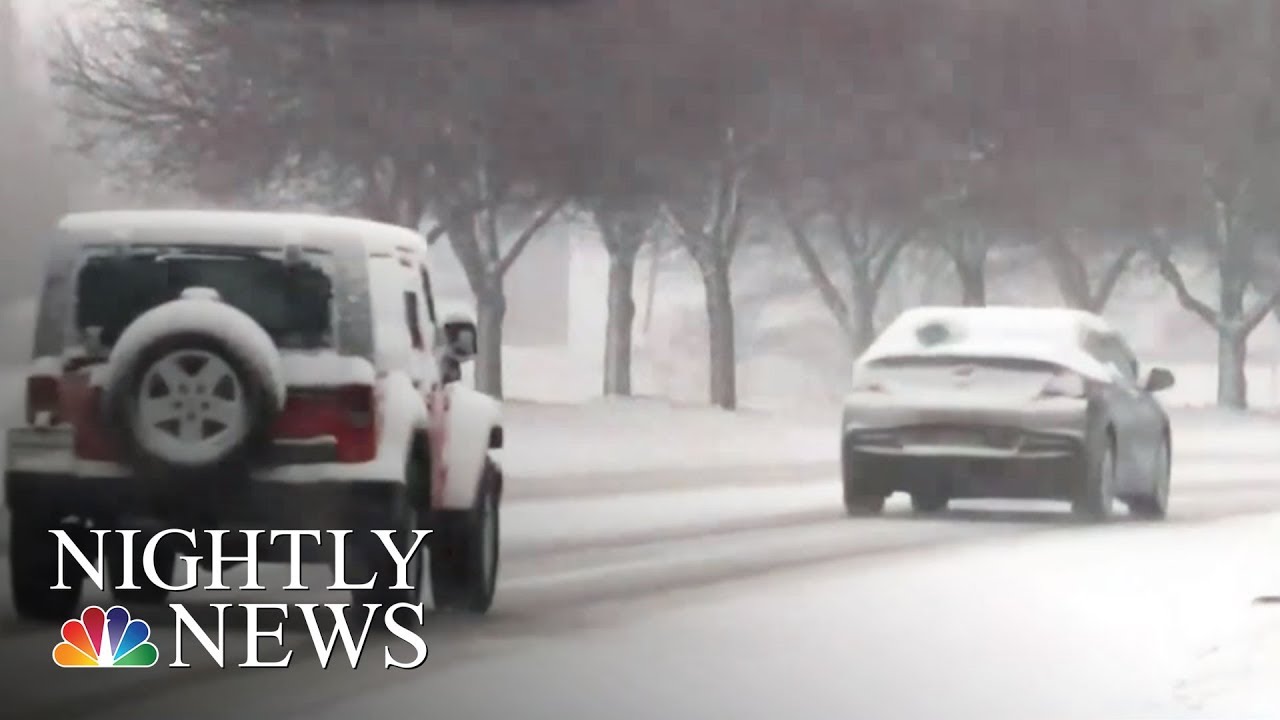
[840,306,1175,521]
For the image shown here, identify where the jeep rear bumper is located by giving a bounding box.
[7,423,408,526]
[3,425,488,525]
[6,469,412,530]
[7,426,77,476]
[6,426,376,479]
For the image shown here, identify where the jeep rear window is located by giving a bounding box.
[74,245,335,351]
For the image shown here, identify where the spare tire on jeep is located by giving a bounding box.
[100,287,286,478]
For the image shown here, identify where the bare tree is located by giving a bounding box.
[591,202,652,396]
[762,1,944,353]
[1136,1,1280,408]
[661,127,761,410]
[1040,234,1137,312]
[540,2,687,397]
[54,0,578,398]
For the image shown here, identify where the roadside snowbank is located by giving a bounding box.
[502,344,1280,412]
[501,397,836,480]
[502,397,1280,480]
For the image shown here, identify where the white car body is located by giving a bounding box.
[5,210,506,622]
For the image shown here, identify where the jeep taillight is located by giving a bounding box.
[72,385,117,461]
[26,375,61,426]
[276,384,378,463]
[337,385,374,430]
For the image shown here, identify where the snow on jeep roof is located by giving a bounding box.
[857,305,1116,378]
[57,210,428,258]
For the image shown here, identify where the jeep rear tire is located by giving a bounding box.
[105,333,278,478]
[349,455,429,611]
[430,460,500,614]
[11,515,85,623]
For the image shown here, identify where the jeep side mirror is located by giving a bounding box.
[1142,366,1175,393]
[442,312,477,360]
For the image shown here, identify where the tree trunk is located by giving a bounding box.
[703,263,737,410]
[1218,329,1248,409]
[1217,257,1249,409]
[643,236,662,335]
[849,268,878,355]
[958,263,986,306]
[1044,242,1091,310]
[475,289,506,399]
[603,251,639,396]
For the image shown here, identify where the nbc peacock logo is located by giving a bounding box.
[53,606,159,668]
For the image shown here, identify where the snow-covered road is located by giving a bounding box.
[2,461,1280,718]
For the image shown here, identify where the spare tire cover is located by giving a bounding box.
[100,292,286,472]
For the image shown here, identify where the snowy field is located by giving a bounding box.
[4,355,1280,482]
[4,357,1280,485]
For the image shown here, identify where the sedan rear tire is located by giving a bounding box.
[910,490,950,514]
[844,495,887,516]
[1127,437,1170,520]
[842,451,886,516]
[1072,426,1117,522]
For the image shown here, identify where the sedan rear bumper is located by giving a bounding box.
[842,395,1089,442]
[841,418,1088,502]
[844,448,1084,501]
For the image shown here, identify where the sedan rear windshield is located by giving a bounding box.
[74,245,335,351]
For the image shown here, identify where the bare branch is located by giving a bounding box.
[662,203,714,266]
[1242,288,1280,335]
[778,200,853,335]
[1090,246,1138,310]
[498,197,567,277]
[1155,254,1220,327]
[870,230,914,291]
[722,171,749,257]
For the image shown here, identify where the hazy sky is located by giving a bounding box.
[9,0,61,71]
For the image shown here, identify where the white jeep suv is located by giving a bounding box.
[5,210,503,621]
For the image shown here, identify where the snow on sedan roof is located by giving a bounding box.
[857,305,1117,380]
[56,210,428,257]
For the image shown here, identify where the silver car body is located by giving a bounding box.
[841,306,1172,503]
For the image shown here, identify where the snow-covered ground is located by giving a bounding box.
[4,358,1280,484]
[354,511,1280,720]
[1186,592,1280,715]
[18,483,1280,720]
[502,341,1280,411]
